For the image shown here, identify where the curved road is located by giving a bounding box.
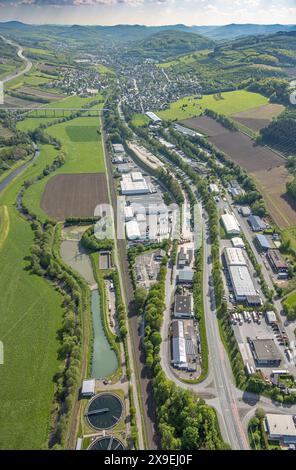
[155,139,296,450]
[0,35,32,84]
[118,103,296,450]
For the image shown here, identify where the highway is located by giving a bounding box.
[0,35,32,84]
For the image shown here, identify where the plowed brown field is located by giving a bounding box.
[41,173,108,220]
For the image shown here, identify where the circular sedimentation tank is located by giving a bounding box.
[85,393,124,430]
[88,436,126,450]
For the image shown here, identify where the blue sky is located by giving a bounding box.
[0,0,295,25]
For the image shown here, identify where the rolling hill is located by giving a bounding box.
[158,31,296,93]
[125,30,215,60]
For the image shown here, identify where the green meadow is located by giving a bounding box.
[22,116,106,220]
[131,113,150,127]
[0,91,106,446]
[0,146,64,449]
[155,90,269,121]
[47,116,105,173]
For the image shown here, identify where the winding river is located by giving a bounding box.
[0,143,40,194]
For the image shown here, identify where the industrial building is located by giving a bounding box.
[223,247,259,303]
[265,414,296,445]
[116,164,133,174]
[112,155,129,164]
[178,247,193,268]
[239,206,251,217]
[172,320,187,368]
[221,213,240,235]
[267,249,288,274]
[171,319,198,371]
[125,220,141,241]
[177,269,194,285]
[112,143,125,154]
[81,379,96,397]
[228,265,258,302]
[146,111,162,123]
[127,194,166,215]
[250,338,281,367]
[174,123,201,138]
[124,206,134,222]
[224,247,246,266]
[248,215,267,232]
[255,234,271,252]
[120,172,150,195]
[231,237,245,249]
[174,295,194,319]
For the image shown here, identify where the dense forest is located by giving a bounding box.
[126,30,215,60]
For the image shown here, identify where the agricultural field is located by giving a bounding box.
[182,115,296,229]
[26,47,54,57]
[47,116,105,173]
[41,172,108,220]
[156,90,269,121]
[0,146,64,450]
[231,103,284,131]
[17,117,60,133]
[182,115,226,136]
[157,50,211,68]
[16,86,64,101]
[21,115,106,221]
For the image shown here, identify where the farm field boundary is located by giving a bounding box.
[181,115,296,229]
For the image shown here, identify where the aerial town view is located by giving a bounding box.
[1,0,296,460]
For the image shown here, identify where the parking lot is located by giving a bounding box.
[232,311,296,378]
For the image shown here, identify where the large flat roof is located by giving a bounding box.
[266,414,296,438]
[225,247,246,266]
[221,213,240,234]
[248,214,266,231]
[146,111,162,122]
[256,234,271,250]
[252,338,281,362]
[82,379,95,395]
[125,220,141,240]
[121,176,149,195]
[229,265,257,297]
[175,295,193,314]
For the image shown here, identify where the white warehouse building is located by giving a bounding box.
[224,247,246,266]
[221,213,240,235]
[171,320,187,368]
[228,265,257,302]
[120,172,150,195]
[125,220,141,240]
[146,111,162,123]
[224,247,258,303]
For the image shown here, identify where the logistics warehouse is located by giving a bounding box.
[223,247,261,305]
